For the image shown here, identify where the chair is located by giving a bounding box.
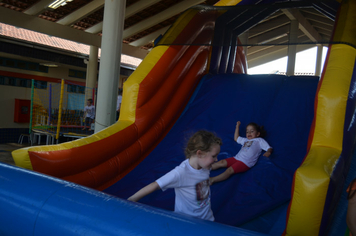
[18,134,31,145]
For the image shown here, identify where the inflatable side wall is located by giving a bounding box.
[284,0,356,235]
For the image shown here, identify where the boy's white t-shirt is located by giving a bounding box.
[84,105,95,119]
[156,159,214,221]
[234,136,272,168]
[116,95,122,110]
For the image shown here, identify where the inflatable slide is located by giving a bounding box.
[5,0,356,235]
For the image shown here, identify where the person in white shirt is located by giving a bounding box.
[128,130,222,221]
[82,98,95,131]
[209,121,272,185]
[116,89,122,121]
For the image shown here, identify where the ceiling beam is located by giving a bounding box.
[248,24,289,45]
[56,0,105,26]
[125,0,162,18]
[85,22,103,34]
[248,14,289,38]
[247,44,315,68]
[0,7,101,47]
[58,0,163,27]
[282,9,322,42]
[311,21,334,32]
[23,0,54,16]
[315,28,331,37]
[129,26,170,47]
[248,33,310,55]
[302,11,334,26]
[84,0,164,34]
[123,0,206,39]
[0,7,148,59]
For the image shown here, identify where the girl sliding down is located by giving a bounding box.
[210,121,272,185]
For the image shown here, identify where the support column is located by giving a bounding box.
[315,44,323,76]
[286,20,298,76]
[85,45,98,103]
[95,0,126,133]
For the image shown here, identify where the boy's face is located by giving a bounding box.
[87,100,91,106]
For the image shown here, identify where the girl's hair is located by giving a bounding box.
[348,178,356,200]
[247,122,267,137]
[184,130,222,159]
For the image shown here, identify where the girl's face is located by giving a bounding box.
[246,125,260,140]
[198,143,220,170]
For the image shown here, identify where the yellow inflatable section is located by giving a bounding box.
[285,0,356,235]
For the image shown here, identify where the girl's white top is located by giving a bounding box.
[234,136,272,168]
[156,159,214,221]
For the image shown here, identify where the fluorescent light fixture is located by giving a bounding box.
[48,0,73,9]
[40,63,58,67]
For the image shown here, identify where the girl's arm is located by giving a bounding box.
[263,148,273,157]
[234,121,241,142]
[128,182,160,202]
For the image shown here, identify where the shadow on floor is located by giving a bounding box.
[0,143,29,165]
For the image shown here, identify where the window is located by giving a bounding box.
[67,84,86,94]
[5,60,15,67]
[38,65,47,72]
[0,75,46,89]
[17,61,26,69]
[0,57,48,73]
[68,69,86,79]
[28,63,37,70]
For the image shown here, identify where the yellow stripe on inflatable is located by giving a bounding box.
[12,146,33,170]
[120,46,169,123]
[286,146,342,236]
[159,10,198,45]
[214,0,242,6]
[312,45,356,149]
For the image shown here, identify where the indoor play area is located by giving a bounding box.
[2,0,356,235]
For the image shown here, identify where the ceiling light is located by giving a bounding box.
[40,63,58,67]
[48,0,73,9]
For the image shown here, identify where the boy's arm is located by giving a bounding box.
[234,121,241,142]
[263,148,273,157]
[128,182,160,202]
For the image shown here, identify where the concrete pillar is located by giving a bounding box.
[95,0,126,133]
[286,20,298,76]
[85,45,98,103]
[315,45,323,76]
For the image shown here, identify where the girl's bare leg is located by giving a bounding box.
[211,159,227,170]
[209,167,234,185]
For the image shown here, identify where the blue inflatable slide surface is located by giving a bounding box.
[104,73,319,233]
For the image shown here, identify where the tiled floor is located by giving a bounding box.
[0,143,27,165]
